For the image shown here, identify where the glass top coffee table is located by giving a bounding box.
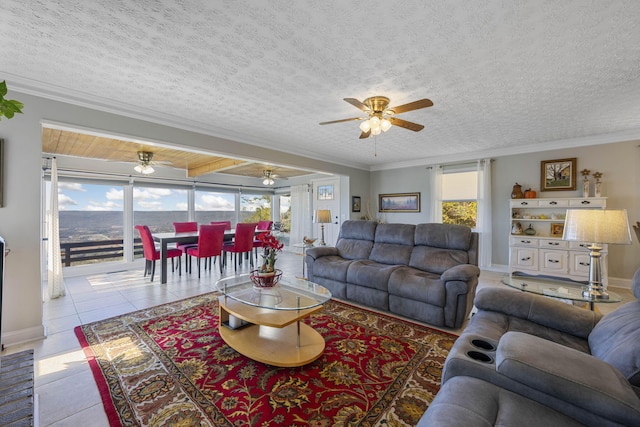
[215,274,332,367]
[501,275,622,311]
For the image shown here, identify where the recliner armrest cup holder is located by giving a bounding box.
[466,350,494,363]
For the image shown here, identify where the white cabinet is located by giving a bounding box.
[509,197,607,283]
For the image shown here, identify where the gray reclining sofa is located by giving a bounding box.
[305,220,480,328]
[418,268,640,426]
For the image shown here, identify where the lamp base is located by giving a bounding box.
[582,287,610,300]
[319,224,326,246]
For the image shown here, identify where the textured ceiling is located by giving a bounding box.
[2,1,640,170]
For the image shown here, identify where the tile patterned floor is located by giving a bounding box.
[2,250,635,426]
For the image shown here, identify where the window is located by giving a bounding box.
[442,171,478,228]
[133,185,188,233]
[240,193,272,223]
[48,180,125,266]
[195,189,236,226]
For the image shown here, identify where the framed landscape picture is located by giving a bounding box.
[379,192,420,213]
[541,158,576,191]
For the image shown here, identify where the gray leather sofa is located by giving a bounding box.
[418,269,640,426]
[305,220,480,328]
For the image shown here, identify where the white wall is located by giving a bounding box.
[372,140,640,282]
[0,91,370,346]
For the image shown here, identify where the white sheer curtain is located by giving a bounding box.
[427,165,443,223]
[476,158,493,269]
[48,158,65,299]
[289,184,311,245]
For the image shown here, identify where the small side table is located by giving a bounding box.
[501,275,622,311]
[292,242,315,279]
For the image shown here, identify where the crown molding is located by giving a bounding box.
[371,129,640,171]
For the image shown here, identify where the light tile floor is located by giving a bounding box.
[3,250,635,426]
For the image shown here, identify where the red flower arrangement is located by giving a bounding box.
[257,232,284,273]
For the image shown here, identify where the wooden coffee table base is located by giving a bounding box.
[218,297,326,367]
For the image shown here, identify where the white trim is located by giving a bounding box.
[2,325,46,348]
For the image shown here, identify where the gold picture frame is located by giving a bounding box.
[551,223,565,237]
[541,158,577,191]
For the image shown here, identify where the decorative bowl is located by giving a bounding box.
[250,269,283,288]
[303,236,317,246]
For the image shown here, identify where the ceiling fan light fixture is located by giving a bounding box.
[371,126,382,136]
[381,118,392,132]
[262,170,275,185]
[359,120,371,132]
[134,164,155,174]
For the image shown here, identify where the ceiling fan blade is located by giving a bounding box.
[387,98,433,115]
[359,129,371,139]
[388,117,425,132]
[343,98,370,112]
[319,117,365,125]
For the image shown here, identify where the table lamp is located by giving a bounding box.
[562,209,632,299]
[315,210,332,246]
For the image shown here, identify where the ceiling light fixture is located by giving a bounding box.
[134,163,155,174]
[359,114,392,136]
[262,170,275,185]
[134,151,155,175]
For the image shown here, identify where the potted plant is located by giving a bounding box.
[0,81,24,121]
[250,233,284,288]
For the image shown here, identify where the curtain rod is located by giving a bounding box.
[425,158,494,169]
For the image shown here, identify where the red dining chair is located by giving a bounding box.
[135,225,182,281]
[222,222,257,271]
[186,224,226,277]
[173,221,198,268]
[211,221,232,230]
[253,220,273,261]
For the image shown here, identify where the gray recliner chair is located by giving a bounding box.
[419,269,640,426]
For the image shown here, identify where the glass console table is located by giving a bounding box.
[501,275,622,311]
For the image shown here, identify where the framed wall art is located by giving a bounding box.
[551,223,565,237]
[379,192,420,213]
[541,158,576,191]
[352,196,361,212]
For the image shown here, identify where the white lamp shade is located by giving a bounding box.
[381,118,392,132]
[562,209,632,244]
[315,209,331,223]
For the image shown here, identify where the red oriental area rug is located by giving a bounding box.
[75,294,457,426]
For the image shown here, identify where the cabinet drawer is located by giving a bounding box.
[538,200,569,208]
[540,250,567,273]
[510,236,538,247]
[568,241,608,252]
[538,239,568,249]
[511,200,538,208]
[569,252,591,276]
[569,198,605,207]
[510,247,538,270]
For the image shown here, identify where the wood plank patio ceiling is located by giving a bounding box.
[42,128,312,179]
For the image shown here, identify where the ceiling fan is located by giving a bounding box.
[133,151,171,175]
[262,169,276,185]
[319,96,433,139]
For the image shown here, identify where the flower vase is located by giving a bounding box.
[250,269,282,288]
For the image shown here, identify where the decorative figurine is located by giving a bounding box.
[511,183,523,199]
[593,171,603,197]
[580,169,591,198]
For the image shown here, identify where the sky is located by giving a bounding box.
[49,182,284,212]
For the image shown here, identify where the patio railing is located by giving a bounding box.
[59,238,143,267]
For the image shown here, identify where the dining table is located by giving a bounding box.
[152,228,268,284]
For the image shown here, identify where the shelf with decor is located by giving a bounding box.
[509,197,607,283]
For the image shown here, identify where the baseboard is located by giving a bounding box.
[2,325,46,348]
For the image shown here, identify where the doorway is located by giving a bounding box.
[312,178,340,246]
